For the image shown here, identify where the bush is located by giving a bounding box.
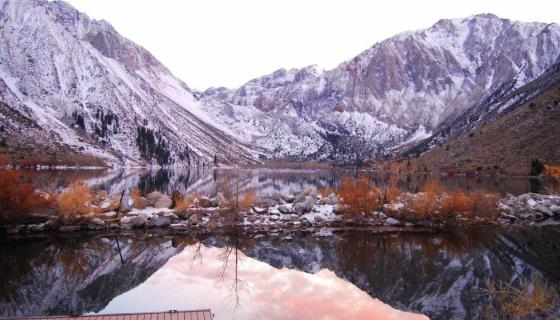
[441,191,473,216]
[404,180,444,220]
[0,156,51,222]
[56,180,93,220]
[238,188,256,212]
[482,278,558,320]
[545,164,560,181]
[339,175,380,216]
[174,192,199,211]
[469,190,499,217]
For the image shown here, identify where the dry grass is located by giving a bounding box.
[239,188,256,212]
[131,188,143,204]
[545,164,560,181]
[174,192,199,211]
[441,191,474,215]
[404,180,443,220]
[339,175,380,216]
[56,180,93,220]
[482,278,558,320]
[0,155,52,222]
[469,190,500,218]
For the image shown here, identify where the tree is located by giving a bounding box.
[530,159,545,176]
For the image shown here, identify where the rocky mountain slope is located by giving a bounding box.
[409,56,560,174]
[0,0,260,167]
[201,14,560,163]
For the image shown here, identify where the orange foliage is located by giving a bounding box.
[545,164,560,181]
[131,188,143,204]
[0,155,51,222]
[404,179,444,220]
[469,190,500,217]
[239,188,256,212]
[441,191,474,215]
[174,192,199,211]
[339,175,380,215]
[56,180,93,220]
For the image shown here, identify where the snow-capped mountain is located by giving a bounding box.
[0,0,260,166]
[201,14,560,163]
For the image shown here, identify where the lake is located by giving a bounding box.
[1,227,559,319]
[2,168,559,319]
[21,167,556,197]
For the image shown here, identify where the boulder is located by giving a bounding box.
[550,205,560,215]
[294,190,311,203]
[280,194,295,203]
[6,225,22,234]
[99,200,112,212]
[247,215,258,223]
[90,218,105,227]
[102,211,117,218]
[252,206,267,214]
[278,204,292,214]
[28,224,45,232]
[146,191,164,206]
[119,216,132,224]
[133,197,148,210]
[294,203,306,215]
[59,225,81,232]
[535,204,554,217]
[176,210,191,219]
[265,197,278,207]
[96,190,109,199]
[326,197,339,205]
[152,216,171,227]
[188,214,200,226]
[385,217,401,226]
[131,215,147,227]
[333,204,345,214]
[120,196,134,212]
[198,196,214,208]
[155,196,173,209]
[303,196,316,212]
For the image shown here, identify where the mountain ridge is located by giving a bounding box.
[0,1,559,166]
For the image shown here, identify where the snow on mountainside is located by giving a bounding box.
[0,0,260,166]
[202,14,560,163]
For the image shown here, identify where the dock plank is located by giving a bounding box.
[5,310,213,320]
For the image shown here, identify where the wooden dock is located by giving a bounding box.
[6,310,214,320]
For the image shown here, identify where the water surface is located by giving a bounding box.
[23,167,555,196]
[1,227,559,320]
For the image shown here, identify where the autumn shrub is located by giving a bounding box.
[339,175,380,216]
[239,188,256,212]
[131,188,143,204]
[441,191,474,216]
[0,171,51,221]
[0,155,52,222]
[403,179,444,221]
[56,180,93,220]
[482,278,558,320]
[174,192,199,211]
[469,190,500,218]
[545,164,560,181]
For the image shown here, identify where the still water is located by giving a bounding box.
[21,167,555,197]
[1,227,559,319]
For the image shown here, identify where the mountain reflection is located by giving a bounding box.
[22,167,548,197]
[1,227,559,319]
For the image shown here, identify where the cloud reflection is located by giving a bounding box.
[99,244,429,320]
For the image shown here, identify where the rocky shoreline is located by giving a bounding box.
[2,189,560,235]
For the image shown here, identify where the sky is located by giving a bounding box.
[65,0,560,90]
